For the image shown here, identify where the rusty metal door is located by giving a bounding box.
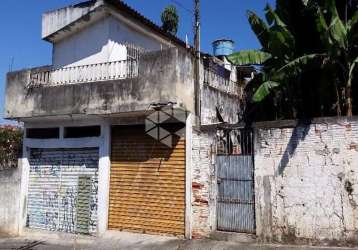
[108,125,185,236]
[216,129,255,233]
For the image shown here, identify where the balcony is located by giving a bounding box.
[203,60,242,97]
[201,59,242,125]
[5,48,195,120]
[28,59,138,87]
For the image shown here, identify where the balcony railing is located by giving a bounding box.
[28,59,138,87]
[203,67,242,96]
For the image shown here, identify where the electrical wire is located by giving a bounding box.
[170,0,193,14]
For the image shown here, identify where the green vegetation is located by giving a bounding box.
[161,5,179,35]
[0,125,22,170]
[229,0,358,121]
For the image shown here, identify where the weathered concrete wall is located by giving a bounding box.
[0,161,21,236]
[42,0,104,39]
[5,48,195,119]
[254,117,358,245]
[191,128,217,238]
[201,85,240,125]
[200,58,241,125]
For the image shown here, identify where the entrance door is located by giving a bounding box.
[216,129,255,233]
[108,125,185,236]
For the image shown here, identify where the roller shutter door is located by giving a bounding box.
[27,148,99,234]
[109,125,185,236]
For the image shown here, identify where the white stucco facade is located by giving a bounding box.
[52,15,170,68]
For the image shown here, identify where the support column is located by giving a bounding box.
[18,140,30,235]
[97,121,111,235]
[185,113,193,239]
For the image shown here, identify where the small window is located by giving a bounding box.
[64,126,101,138]
[26,128,60,139]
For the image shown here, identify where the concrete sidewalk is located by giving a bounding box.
[0,231,357,250]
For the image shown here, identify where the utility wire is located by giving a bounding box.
[162,0,194,44]
[170,0,193,14]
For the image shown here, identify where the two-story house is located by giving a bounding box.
[5,0,247,239]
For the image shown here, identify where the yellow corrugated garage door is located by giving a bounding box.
[109,125,185,236]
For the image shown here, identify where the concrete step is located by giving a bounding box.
[210,231,257,243]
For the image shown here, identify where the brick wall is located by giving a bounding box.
[254,117,358,245]
[191,128,216,238]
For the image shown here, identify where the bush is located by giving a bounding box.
[0,125,23,170]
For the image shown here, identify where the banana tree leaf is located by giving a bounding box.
[301,0,310,6]
[273,53,326,79]
[265,4,286,27]
[328,17,347,49]
[252,81,280,102]
[252,54,326,103]
[324,0,347,49]
[247,10,270,51]
[348,57,358,85]
[315,8,332,51]
[227,50,272,65]
[324,0,341,19]
[264,4,295,59]
[267,27,295,60]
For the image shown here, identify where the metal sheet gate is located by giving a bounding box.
[27,148,99,235]
[216,129,255,233]
[108,125,185,236]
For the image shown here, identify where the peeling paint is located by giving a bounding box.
[255,119,358,246]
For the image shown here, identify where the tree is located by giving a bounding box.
[228,0,358,119]
[0,125,22,170]
[229,3,326,119]
[161,5,179,35]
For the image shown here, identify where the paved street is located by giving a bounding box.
[0,231,357,250]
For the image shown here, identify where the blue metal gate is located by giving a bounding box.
[216,129,255,233]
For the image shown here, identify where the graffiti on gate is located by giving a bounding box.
[42,191,58,208]
[32,164,41,176]
[27,149,99,235]
[49,165,60,177]
[31,164,60,177]
[90,179,98,211]
[32,177,98,234]
[61,186,77,233]
[44,211,58,231]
